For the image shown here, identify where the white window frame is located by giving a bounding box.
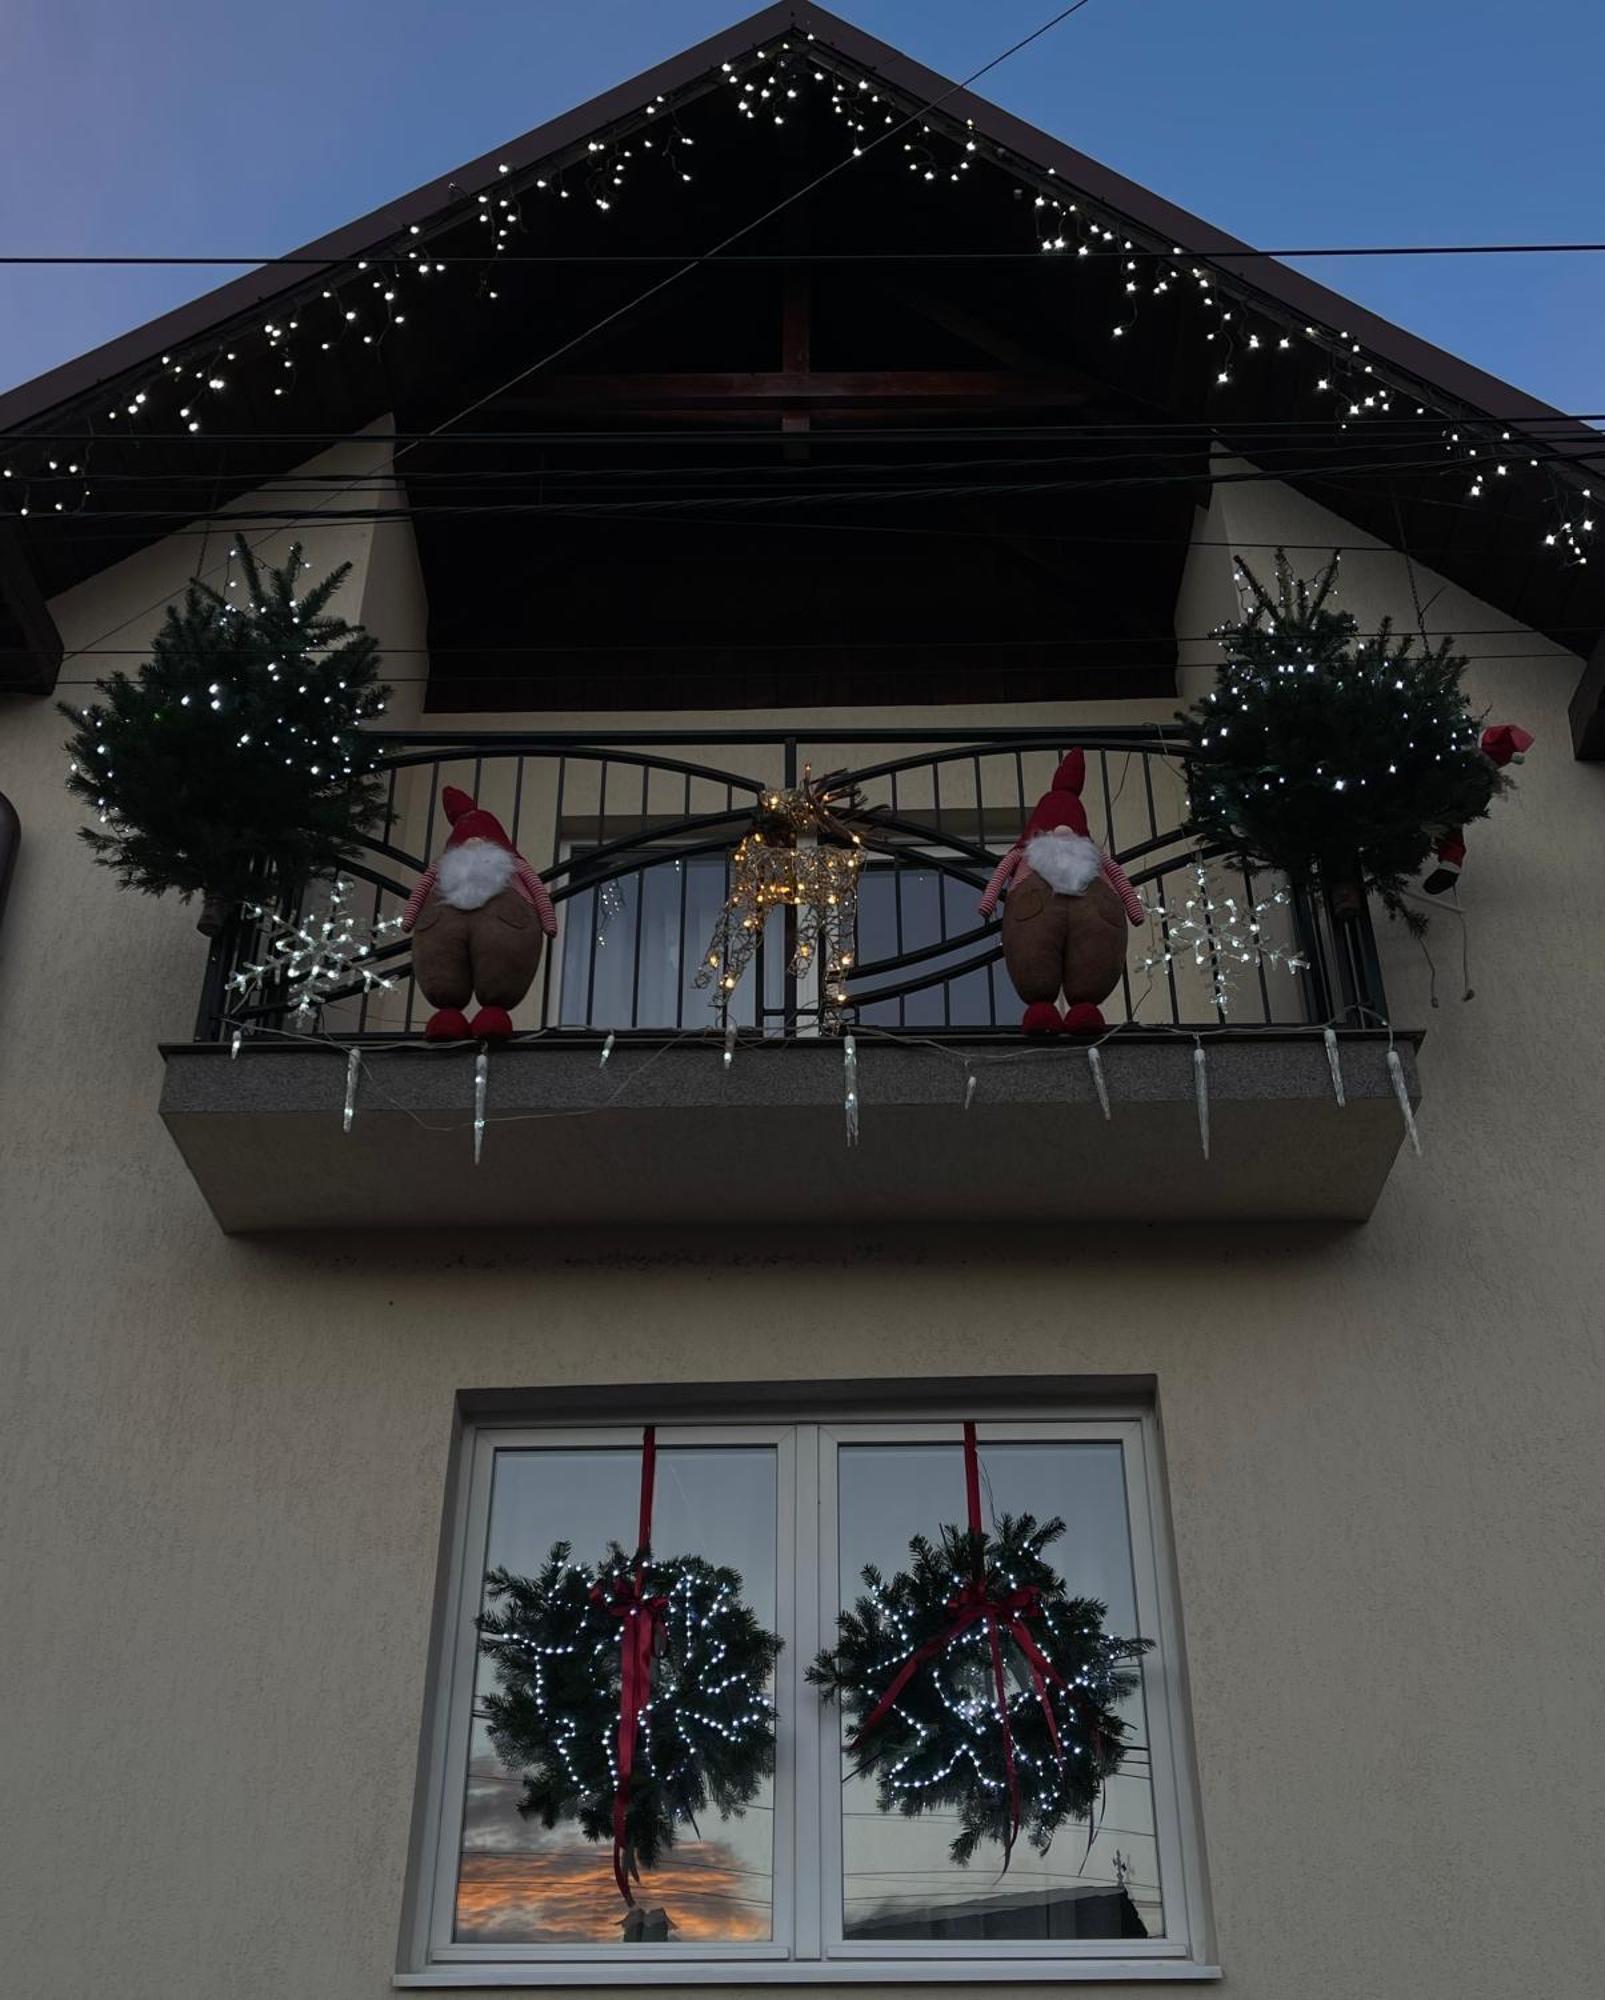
[399,1405,1217,1986]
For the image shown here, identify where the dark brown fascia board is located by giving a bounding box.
[1,0,1599,469]
[0,520,63,693]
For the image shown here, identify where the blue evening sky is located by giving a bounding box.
[3,0,1601,409]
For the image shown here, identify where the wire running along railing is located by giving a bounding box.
[197,725,1389,1043]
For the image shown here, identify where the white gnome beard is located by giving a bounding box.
[436,841,516,910]
[1024,830,1103,895]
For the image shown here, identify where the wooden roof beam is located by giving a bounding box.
[497,370,1096,410]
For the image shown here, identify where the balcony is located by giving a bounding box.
[159,726,1421,1231]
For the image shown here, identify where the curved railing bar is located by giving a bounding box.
[539,808,755,887]
[831,733,1190,796]
[206,732,1361,1039]
[844,943,1005,1010]
[372,741,770,800]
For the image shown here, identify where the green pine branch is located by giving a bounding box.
[59,539,392,932]
[1178,551,1507,929]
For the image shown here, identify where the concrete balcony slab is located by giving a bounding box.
[159,1032,1422,1232]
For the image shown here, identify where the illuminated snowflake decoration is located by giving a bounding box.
[1141,861,1307,1015]
[228,876,402,1022]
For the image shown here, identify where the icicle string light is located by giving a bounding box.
[843,1034,860,1146]
[1323,1025,1346,1107]
[473,1048,489,1164]
[1087,1044,1111,1120]
[342,1045,360,1134]
[1387,1046,1421,1155]
[1193,1038,1210,1160]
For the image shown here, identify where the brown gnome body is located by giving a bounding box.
[979,750,1145,1034]
[401,787,557,1040]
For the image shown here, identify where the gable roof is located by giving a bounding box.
[3,2,1601,733]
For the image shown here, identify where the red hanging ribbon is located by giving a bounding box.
[849,1422,1082,1867]
[591,1424,667,1907]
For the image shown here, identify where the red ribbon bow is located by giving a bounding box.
[849,1422,1090,1867]
[593,1425,666,1908]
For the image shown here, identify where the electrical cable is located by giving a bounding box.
[39,0,1106,664]
[5,243,1605,266]
[6,414,1603,445]
[26,440,1601,529]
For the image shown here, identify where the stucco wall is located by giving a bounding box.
[1,454,1603,2000]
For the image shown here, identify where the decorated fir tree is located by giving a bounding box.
[1179,552,1506,929]
[60,540,390,933]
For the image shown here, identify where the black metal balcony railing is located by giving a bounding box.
[195,726,1389,1044]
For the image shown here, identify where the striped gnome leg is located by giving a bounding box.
[1001,874,1071,1034]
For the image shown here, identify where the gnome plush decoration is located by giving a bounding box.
[979,750,1144,1034]
[401,786,557,1040]
[1422,723,1533,895]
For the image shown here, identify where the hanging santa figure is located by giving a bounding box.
[1421,723,1533,895]
[979,750,1144,1034]
[402,786,557,1040]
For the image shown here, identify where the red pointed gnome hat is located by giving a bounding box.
[440,784,516,850]
[1480,723,1533,767]
[1022,750,1091,839]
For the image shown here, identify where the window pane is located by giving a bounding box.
[834,1439,1164,1942]
[456,1444,778,1945]
[559,851,782,1030]
[853,863,998,1029]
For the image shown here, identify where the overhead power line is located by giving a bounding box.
[6,415,1601,449]
[40,0,1107,665]
[4,243,1605,265]
[21,439,1600,523]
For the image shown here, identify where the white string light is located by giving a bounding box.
[2,39,1590,561]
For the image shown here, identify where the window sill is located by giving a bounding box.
[395,1961,1223,1987]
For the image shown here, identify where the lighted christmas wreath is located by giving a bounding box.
[477,1436,782,1909]
[1179,552,1511,930]
[808,1430,1151,1867]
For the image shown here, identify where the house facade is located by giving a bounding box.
[2,9,1602,1998]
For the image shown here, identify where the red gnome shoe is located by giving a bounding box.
[469,1006,515,1040]
[1061,1003,1106,1034]
[425,1007,471,1041]
[1021,1002,1061,1035]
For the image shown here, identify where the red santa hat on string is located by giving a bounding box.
[1020,750,1091,840]
[1422,723,1534,894]
[440,784,517,851]
[1480,723,1533,768]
